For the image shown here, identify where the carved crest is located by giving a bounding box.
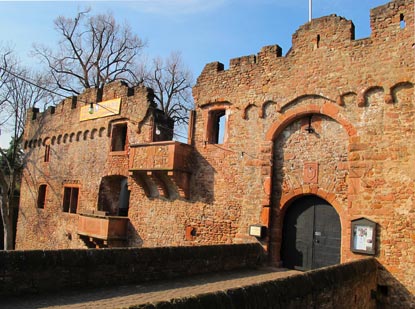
[303,162,319,184]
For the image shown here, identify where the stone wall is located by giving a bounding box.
[132,258,378,309]
[0,247,406,308]
[15,1,414,307]
[16,82,158,249]
[189,0,414,307]
[0,244,264,296]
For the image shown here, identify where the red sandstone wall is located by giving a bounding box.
[16,0,414,306]
[16,82,156,249]
[190,0,414,305]
[1,244,264,296]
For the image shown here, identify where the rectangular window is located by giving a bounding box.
[62,186,79,214]
[111,123,128,151]
[44,145,50,162]
[207,109,226,144]
[37,184,47,209]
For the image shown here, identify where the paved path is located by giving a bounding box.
[1,268,300,309]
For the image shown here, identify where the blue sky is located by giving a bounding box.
[0,0,389,147]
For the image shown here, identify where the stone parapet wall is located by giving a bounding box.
[0,243,264,296]
[134,258,378,309]
[189,1,414,306]
[14,1,414,307]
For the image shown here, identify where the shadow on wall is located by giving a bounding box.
[267,119,290,265]
[373,224,414,306]
[14,113,62,249]
[127,222,143,247]
[190,150,216,204]
[376,264,415,308]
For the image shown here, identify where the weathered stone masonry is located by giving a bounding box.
[17,82,161,249]
[191,0,414,305]
[16,0,414,307]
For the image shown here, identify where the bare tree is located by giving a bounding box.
[33,9,145,96]
[0,47,15,126]
[33,9,193,137]
[0,47,50,249]
[139,52,194,138]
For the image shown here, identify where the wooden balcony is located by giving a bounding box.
[77,212,129,244]
[128,141,193,199]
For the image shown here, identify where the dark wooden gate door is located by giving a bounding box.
[281,196,341,270]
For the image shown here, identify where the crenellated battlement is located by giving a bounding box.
[291,14,355,52]
[23,81,156,148]
[197,0,413,79]
[28,81,141,122]
[370,0,412,33]
[230,54,258,68]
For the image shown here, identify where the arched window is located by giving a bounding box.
[98,175,130,216]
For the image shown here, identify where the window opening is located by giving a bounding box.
[118,178,130,216]
[111,123,128,151]
[44,145,50,162]
[37,185,47,209]
[71,96,77,109]
[208,109,226,144]
[62,186,79,214]
[316,34,320,48]
[400,14,406,29]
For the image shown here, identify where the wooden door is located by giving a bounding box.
[281,196,341,270]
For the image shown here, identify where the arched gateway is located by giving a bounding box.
[281,195,341,270]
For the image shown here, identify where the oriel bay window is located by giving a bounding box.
[62,185,80,214]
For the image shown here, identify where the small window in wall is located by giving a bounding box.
[400,13,406,29]
[44,145,50,162]
[62,186,79,214]
[37,184,47,209]
[207,109,227,144]
[111,123,128,151]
